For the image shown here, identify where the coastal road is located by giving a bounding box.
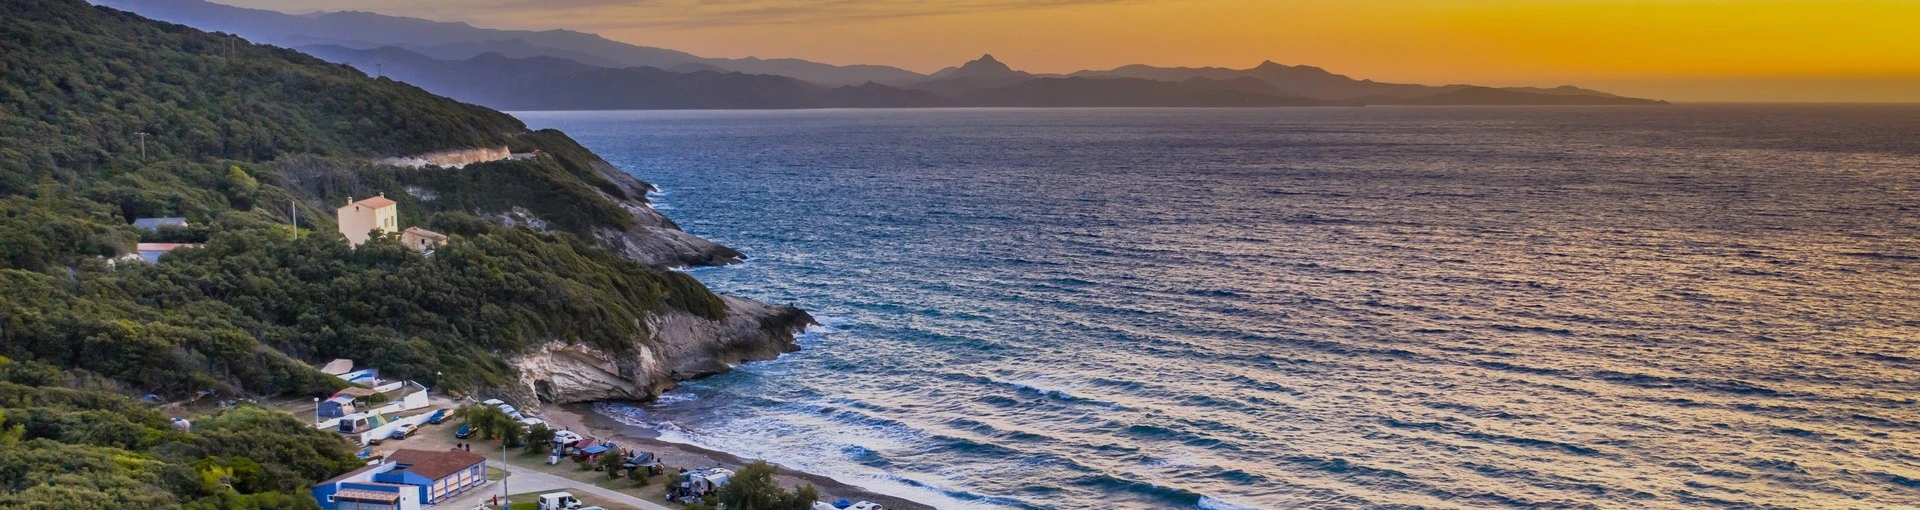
[436,460,674,510]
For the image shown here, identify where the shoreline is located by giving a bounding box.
[543,402,935,510]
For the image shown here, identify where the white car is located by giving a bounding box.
[481,398,506,407]
[848,502,883,510]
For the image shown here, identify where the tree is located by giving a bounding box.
[0,409,23,446]
[710,461,820,510]
[524,424,555,455]
[597,449,624,479]
[224,166,259,210]
[454,405,514,441]
[629,465,651,488]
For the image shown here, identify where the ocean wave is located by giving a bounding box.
[1196,496,1262,510]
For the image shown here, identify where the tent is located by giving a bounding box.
[318,395,356,418]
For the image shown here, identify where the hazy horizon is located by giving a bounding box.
[215,0,1920,102]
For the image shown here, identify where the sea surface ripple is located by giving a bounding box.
[516,105,1920,510]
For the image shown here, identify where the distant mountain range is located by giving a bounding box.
[90,0,925,86]
[1070,61,1630,102]
[296,45,949,109]
[95,0,1668,109]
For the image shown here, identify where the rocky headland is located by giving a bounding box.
[513,295,815,405]
[495,144,816,406]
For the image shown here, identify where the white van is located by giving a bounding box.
[536,492,581,510]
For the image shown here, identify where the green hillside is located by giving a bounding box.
[0,0,729,506]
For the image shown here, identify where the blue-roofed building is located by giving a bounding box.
[131,217,189,230]
[311,464,417,510]
[312,449,486,510]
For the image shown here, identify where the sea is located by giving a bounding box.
[514,105,1920,510]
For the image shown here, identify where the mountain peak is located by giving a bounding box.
[962,54,1012,70]
[924,53,1029,82]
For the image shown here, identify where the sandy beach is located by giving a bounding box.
[543,403,934,510]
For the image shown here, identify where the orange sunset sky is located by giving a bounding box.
[226,0,1920,102]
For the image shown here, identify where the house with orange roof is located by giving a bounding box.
[337,194,448,251]
[337,195,399,247]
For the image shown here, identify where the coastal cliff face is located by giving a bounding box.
[584,157,747,268]
[494,147,811,404]
[514,295,817,404]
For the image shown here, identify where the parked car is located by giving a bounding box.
[426,409,449,424]
[388,423,417,440]
[536,492,582,510]
[455,424,474,439]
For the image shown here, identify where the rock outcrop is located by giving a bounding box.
[584,158,747,268]
[514,295,816,404]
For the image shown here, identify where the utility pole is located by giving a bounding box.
[501,438,509,506]
[375,63,382,78]
[136,132,148,160]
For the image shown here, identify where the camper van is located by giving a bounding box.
[336,412,381,434]
[669,467,734,501]
[536,492,581,510]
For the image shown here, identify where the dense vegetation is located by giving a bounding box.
[685,461,821,510]
[0,356,364,509]
[0,0,736,506]
[0,0,523,184]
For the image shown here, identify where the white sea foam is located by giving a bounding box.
[1196,496,1261,510]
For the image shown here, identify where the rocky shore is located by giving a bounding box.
[512,295,815,405]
